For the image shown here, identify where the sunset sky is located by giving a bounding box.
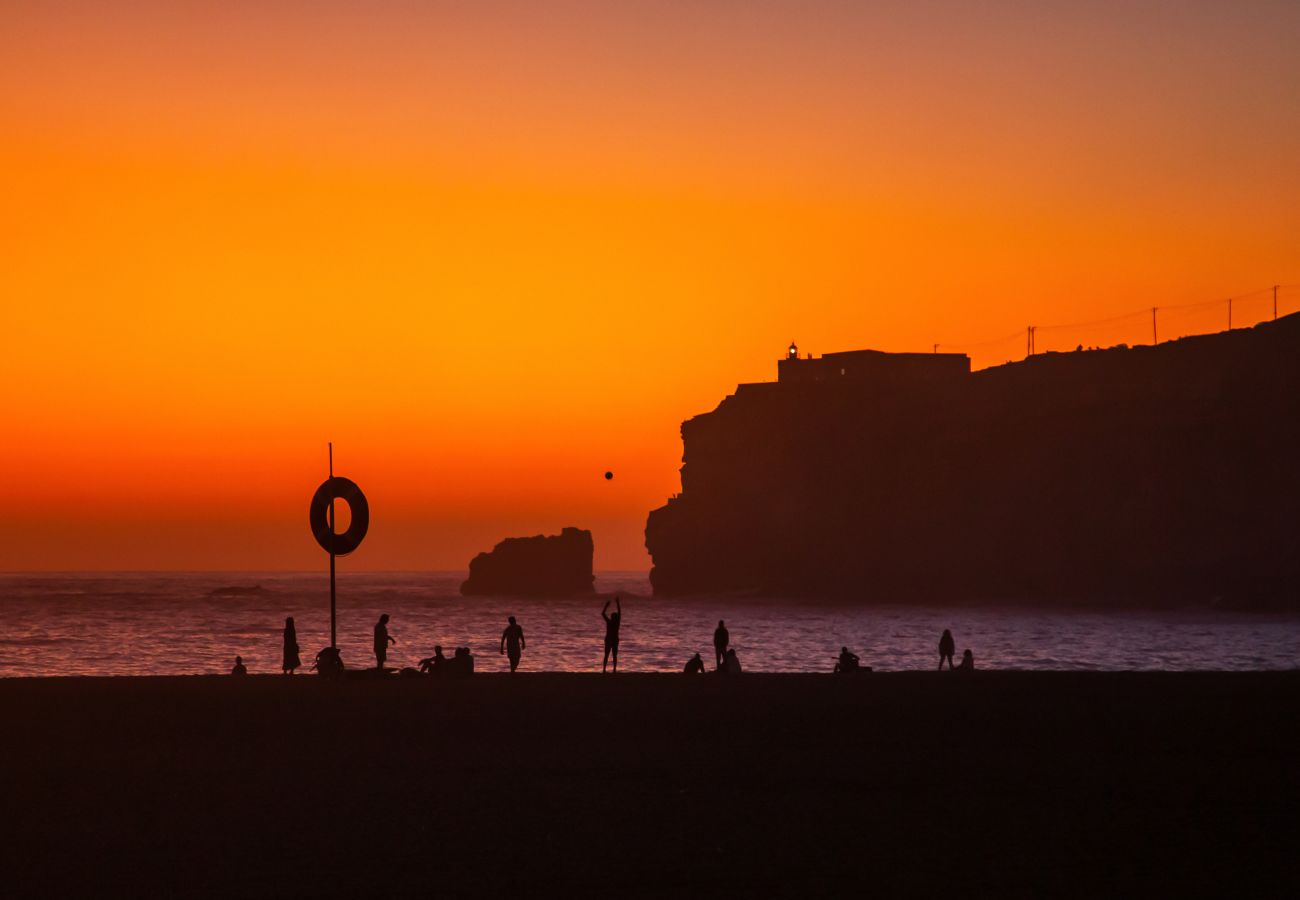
[2,1,1298,571]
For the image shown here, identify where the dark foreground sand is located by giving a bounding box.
[3,672,1297,898]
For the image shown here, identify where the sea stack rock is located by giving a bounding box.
[461,527,596,596]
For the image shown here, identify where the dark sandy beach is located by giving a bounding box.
[3,672,1297,898]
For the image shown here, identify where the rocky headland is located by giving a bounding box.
[646,315,1300,608]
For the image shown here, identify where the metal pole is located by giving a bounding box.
[1152,307,1158,345]
[1275,285,1279,321]
[329,443,336,649]
[1228,297,1233,331]
[1027,326,1032,357]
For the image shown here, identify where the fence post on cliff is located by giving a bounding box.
[1228,297,1233,331]
[1275,285,1279,321]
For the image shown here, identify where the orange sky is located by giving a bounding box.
[2,1,1298,571]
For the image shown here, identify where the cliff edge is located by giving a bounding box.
[461,527,595,596]
[646,317,1300,608]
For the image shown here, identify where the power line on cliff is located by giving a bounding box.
[934,283,1298,365]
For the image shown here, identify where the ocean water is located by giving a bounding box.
[0,572,1296,677]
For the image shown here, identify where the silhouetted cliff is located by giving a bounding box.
[646,316,1300,609]
[461,527,595,596]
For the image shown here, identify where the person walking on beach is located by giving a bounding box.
[500,616,526,673]
[282,617,301,675]
[938,629,956,670]
[374,614,396,671]
[713,619,730,670]
[601,597,622,673]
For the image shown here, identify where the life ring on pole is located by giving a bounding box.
[309,477,369,556]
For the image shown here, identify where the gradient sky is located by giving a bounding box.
[2,1,1298,571]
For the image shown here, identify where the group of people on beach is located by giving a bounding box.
[236,599,975,676]
[831,635,972,674]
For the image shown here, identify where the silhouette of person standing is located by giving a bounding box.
[374,614,396,671]
[601,597,622,673]
[938,629,956,670]
[282,617,301,675]
[713,620,730,670]
[500,616,526,673]
[231,655,247,676]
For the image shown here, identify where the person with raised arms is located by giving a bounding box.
[601,596,622,673]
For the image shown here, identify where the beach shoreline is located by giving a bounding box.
[4,672,1296,897]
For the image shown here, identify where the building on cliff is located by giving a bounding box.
[777,340,970,385]
[645,317,1300,609]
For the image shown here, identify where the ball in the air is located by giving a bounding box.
[604,471,613,480]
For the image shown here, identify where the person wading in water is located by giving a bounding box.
[601,597,622,673]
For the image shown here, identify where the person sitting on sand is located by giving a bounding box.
[419,645,447,675]
[283,617,301,675]
[723,648,742,674]
[957,649,975,671]
[683,652,705,674]
[938,629,956,671]
[602,597,622,674]
[714,619,730,670]
[834,647,860,674]
[453,646,474,676]
[500,616,526,673]
[374,614,396,671]
[231,655,247,676]
[313,646,344,676]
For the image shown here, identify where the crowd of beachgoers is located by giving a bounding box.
[228,597,978,678]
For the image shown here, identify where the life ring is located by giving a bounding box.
[309,477,369,556]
